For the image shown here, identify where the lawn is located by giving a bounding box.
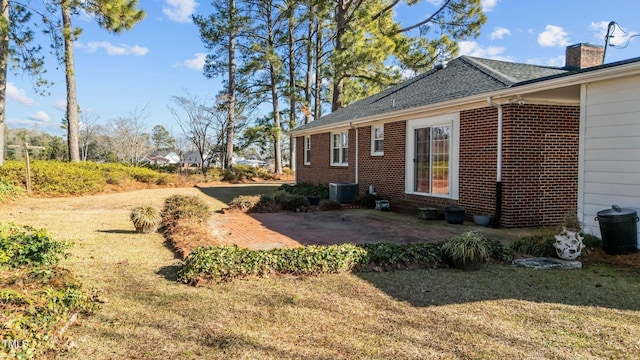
[0,184,638,359]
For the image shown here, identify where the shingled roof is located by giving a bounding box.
[293,56,568,132]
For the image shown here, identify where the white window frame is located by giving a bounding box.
[331,131,349,166]
[371,124,384,156]
[303,136,311,165]
[405,113,460,199]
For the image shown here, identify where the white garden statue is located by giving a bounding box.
[553,227,585,260]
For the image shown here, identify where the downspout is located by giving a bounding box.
[350,122,358,184]
[487,97,503,227]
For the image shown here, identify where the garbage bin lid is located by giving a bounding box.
[597,205,637,217]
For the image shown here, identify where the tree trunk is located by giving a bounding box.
[331,0,347,112]
[225,0,236,171]
[0,0,9,166]
[304,6,313,125]
[313,15,323,120]
[287,6,296,171]
[62,3,80,162]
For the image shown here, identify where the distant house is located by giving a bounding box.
[183,150,205,167]
[143,150,181,166]
[292,42,640,247]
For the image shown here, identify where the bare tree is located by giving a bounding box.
[108,106,152,166]
[79,112,101,161]
[169,94,222,175]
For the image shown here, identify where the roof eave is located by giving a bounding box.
[291,58,640,137]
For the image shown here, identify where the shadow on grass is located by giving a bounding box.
[97,229,137,234]
[356,264,640,311]
[156,264,181,282]
[196,184,284,205]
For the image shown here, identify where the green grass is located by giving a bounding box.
[0,185,637,359]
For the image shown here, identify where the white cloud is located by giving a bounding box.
[85,41,149,56]
[177,53,206,70]
[527,55,565,67]
[6,83,35,106]
[163,0,198,23]
[491,26,511,40]
[590,21,638,47]
[53,99,67,111]
[28,111,50,122]
[458,41,512,61]
[538,25,570,47]
[482,0,499,12]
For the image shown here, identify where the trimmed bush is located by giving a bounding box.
[360,242,443,268]
[178,244,367,284]
[162,195,211,228]
[278,183,329,199]
[353,193,379,208]
[228,195,262,212]
[274,190,309,211]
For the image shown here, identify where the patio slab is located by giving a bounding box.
[209,208,533,250]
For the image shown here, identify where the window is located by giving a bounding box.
[371,125,384,155]
[304,136,311,165]
[331,131,348,166]
[405,113,459,199]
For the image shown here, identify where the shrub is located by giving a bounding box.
[360,242,443,268]
[0,222,69,268]
[353,193,379,208]
[177,242,450,285]
[162,195,211,228]
[177,244,367,284]
[510,231,556,257]
[582,233,602,248]
[130,205,162,233]
[274,190,309,211]
[319,199,342,211]
[441,231,491,269]
[0,182,24,202]
[228,195,262,212]
[278,183,329,199]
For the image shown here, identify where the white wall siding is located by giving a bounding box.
[580,74,640,248]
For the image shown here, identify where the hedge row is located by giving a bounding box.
[177,242,451,284]
[0,161,178,196]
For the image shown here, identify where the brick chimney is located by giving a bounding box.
[565,43,604,69]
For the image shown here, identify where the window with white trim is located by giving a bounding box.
[405,113,459,199]
[371,125,384,156]
[304,136,311,165]
[331,131,348,166]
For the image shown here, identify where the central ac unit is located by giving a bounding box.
[329,182,359,203]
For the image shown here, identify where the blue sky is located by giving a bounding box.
[5,0,640,136]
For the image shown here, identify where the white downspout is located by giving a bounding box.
[350,122,358,184]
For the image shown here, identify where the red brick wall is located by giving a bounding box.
[296,131,355,185]
[357,121,406,202]
[500,104,580,227]
[296,103,579,227]
[459,107,500,217]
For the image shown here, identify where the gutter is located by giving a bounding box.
[487,96,503,227]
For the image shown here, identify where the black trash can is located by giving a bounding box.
[595,205,639,255]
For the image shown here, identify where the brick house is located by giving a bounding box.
[292,43,640,230]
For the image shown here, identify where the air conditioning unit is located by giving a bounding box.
[329,182,359,203]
